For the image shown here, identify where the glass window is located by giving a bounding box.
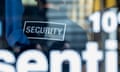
[0,21,2,37]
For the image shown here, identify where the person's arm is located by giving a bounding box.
[5,0,29,47]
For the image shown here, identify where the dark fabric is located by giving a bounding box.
[23,6,48,47]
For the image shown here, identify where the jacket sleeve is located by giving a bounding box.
[5,0,29,47]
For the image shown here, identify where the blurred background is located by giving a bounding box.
[21,0,119,57]
[0,0,120,72]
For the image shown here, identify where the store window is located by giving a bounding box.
[0,21,2,37]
